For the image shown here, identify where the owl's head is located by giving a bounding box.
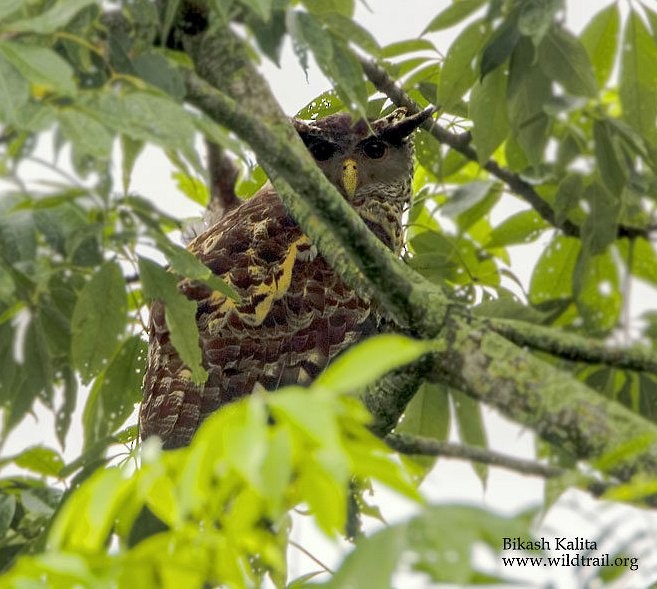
[293,107,434,203]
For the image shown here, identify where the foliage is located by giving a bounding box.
[0,0,656,587]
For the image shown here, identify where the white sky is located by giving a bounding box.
[5,1,657,587]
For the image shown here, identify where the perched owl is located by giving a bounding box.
[140,107,433,448]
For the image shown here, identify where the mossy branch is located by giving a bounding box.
[489,318,657,375]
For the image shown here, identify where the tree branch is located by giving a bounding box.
[489,318,657,375]
[386,432,562,478]
[359,57,648,241]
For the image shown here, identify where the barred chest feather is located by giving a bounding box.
[140,187,402,448]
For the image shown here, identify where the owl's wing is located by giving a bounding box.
[140,185,376,448]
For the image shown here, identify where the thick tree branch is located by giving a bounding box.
[433,315,657,484]
[359,57,647,241]
[489,318,657,375]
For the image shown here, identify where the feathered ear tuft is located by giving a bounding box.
[376,106,436,143]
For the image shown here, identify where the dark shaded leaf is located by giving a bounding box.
[480,14,520,79]
[538,27,597,97]
[518,0,563,44]
[507,38,552,166]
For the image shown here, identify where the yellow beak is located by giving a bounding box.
[341,158,358,198]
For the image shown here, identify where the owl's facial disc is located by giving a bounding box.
[342,157,358,198]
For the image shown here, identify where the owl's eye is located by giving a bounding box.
[362,139,388,160]
[309,141,337,161]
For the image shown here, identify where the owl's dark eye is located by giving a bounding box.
[309,141,337,161]
[362,139,388,159]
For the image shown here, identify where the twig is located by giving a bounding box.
[358,57,647,241]
[386,432,562,478]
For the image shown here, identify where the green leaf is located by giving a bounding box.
[132,51,186,101]
[57,107,113,160]
[593,120,627,197]
[236,0,273,21]
[7,0,96,34]
[469,65,510,163]
[423,0,486,34]
[618,237,657,287]
[480,14,520,79]
[0,494,16,538]
[82,335,147,449]
[439,19,490,111]
[0,41,76,95]
[573,249,621,335]
[395,382,449,475]
[538,27,597,97]
[138,257,207,384]
[157,239,239,300]
[0,53,28,123]
[529,235,580,304]
[120,135,144,194]
[13,446,64,477]
[173,171,210,207]
[49,467,134,552]
[620,10,657,147]
[397,382,449,441]
[322,505,534,587]
[486,209,548,248]
[554,172,585,227]
[314,334,436,394]
[507,38,552,166]
[452,390,488,481]
[580,2,620,88]
[442,180,499,231]
[518,0,563,45]
[80,90,198,164]
[302,0,354,18]
[71,261,128,384]
[380,39,436,58]
[320,13,380,55]
[581,181,620,255]
[288,11,367,116]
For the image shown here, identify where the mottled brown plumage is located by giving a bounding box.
[140,107,432,448]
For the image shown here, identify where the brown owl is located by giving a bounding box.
[140,107,433,448]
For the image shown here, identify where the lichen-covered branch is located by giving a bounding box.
[434,315,657,483]
[489,318,657,375]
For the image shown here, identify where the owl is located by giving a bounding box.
[140,107,433,448]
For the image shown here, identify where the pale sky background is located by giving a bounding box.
[5,1,657,588]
